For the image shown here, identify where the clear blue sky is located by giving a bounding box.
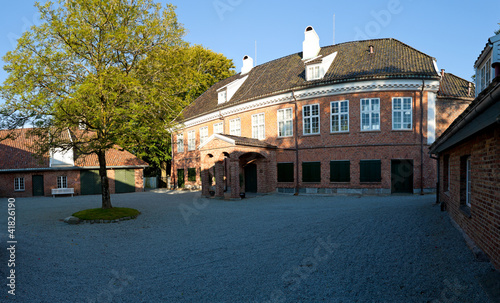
[1,0,499,89]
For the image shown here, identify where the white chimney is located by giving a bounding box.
[302,26,320,60]
[241,55,253,74]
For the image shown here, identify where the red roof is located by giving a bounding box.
[0,128,147,170]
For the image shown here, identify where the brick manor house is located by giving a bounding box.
[172,26,473,198]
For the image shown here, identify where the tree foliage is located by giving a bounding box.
[0,0,234,207]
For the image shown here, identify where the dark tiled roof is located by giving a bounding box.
[222,134,277,149]
[182,38,440,120]
[438,73,475,99]
[0,128,147,170]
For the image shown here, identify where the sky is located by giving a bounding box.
[0,0,499,91]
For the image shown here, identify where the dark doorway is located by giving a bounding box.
[244,163,257,193]
[391,160,413,194]
[32,175,44,196]
[177,169,185,188]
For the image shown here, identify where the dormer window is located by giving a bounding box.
[479,58,492,92]
[218,90,227,104]
[307,64,321,81]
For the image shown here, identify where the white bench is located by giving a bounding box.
[51,188,74,198]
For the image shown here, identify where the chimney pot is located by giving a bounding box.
[241,55,253,74]
[369,45,374,54]
[302,26,320,60]
[441,69,445,77]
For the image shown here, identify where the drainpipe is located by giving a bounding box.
[420,80,424,195]
[292,90,300,195]
[430,154,440,205]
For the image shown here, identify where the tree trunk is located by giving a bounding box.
[97,150,112,209]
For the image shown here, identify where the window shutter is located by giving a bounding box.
[302,162,321,183]
[360,160,381,182]
[277,163,294,182]
[330,161,350,182]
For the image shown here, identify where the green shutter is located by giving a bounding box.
[330,161,350,182]
[188,168,197,181]
[302,162,321,183]
[277,163,294,182]
[360,160,381,182]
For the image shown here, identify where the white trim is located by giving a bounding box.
[277,107,293,138]
[330,100,349,133]
[198,134,236,150]
[183,79,440,128]
[302,104,320,135]
[392,97,413,131]
[427,92,436,144]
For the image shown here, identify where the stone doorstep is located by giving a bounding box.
[63,215,139,225]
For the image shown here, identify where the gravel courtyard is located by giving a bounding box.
[0,191,496,302]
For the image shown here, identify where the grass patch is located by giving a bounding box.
[72,207,140,220]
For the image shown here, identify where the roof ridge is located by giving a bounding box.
[444,72,475,85]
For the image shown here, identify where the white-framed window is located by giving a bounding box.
[57,176,67,189]
[392,97,412,130]
[466,156,471,207]
[277,108,293,137]
[229,118,241,136]
[303,104,320,135]
[480,58,492,92]
[213,122,223,134]
[360,98,380,131]
[331,100,349,132]
[187,130,195,151]
[218,90,227,104]
[307,65,321,81]
[199,127,209,145]
[177,133,184,153]
[14,177,25,191]
[252,113,265,140]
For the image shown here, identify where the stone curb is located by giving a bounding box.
[63,215,139,225]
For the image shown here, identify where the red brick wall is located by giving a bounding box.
[439,125,500,270]
[436,97,472,137]
[173,89,443,192]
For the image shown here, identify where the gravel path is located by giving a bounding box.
[0,192,495,302]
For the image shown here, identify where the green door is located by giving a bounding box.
[244,163,257,193]
[80,170,102,195]
[32,175,44,196]
[115,169,136,193]
[177,169,184,188]
[391,160,413,193]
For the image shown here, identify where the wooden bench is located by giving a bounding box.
[51,188,74,198]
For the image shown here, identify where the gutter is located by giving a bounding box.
[430,79,500,154]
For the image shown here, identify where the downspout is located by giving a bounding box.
[430,154,440,205]
[292,90,300,195]
[219,110,227,191]
[420,80,425,195]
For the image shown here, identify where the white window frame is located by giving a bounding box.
[307,64,321,81]
[177,133,184,153]
[14,177,25,191]
[330,100,349,133]
[303,104,320,135]
[199,127,208,145]
[277,108,293,137]
[187,130,195,151]
[360,98,380,131]
[218,90,227,104]
[229,118,241,136]
[466,156,471,207]
[392,97,413,130]
[213,122,223,134]
[57,176,67,189]
[252,113,265,140]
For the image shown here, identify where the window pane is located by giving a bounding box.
[393,98,401,110]
[304,106,310,117]
[331,103,339,114]
[341,101,348,113]
[312,104,319,116]
[312,117,319,133]
[403,98,411,110]
[340,114,348,131]
[332,115,339,132]
[372,113,380,130]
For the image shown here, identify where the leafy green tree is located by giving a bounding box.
[0,0,203,208]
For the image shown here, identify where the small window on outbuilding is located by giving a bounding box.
[277,163,294,182]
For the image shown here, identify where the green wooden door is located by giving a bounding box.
[244,163,257,192]
[177,169,185,188]
[115,169,136,193]
[32,175,44,196]
[391,160,413,193]
[80,170,102,195]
